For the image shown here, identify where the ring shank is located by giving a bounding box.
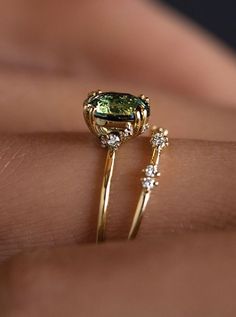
[97,148,116,242]
[128,147,162,240]
[128,190,151,239]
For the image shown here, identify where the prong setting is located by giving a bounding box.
[145,164,158,177]
[100,133,121,150]
[83,91,150,148]
[140,94,149,104]
[141,177,157,191]
[150,127,169,150]
[87,90,102,98]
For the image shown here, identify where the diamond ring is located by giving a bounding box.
[128,127,169,239]
[83,90,150,242]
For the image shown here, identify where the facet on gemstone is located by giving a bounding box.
[88,92,150,122]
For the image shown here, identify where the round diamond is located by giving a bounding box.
[107,134,120,147]
[100,133,121,148]
[141,177,156,190]
[151,134,168,149]
[145,164,157,177]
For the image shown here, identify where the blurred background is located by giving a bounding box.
[0,0,236,262]
[161,0,236,50]
[0,0,235,142]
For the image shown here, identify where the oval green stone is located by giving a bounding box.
[89,92,150,122]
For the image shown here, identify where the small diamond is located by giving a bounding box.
[100,133,121,148]
[151,133,168,149]
[141,177,157,190]
[123,124,133,138]
[107,134,120,147]
[145,164,158,177]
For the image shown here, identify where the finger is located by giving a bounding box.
[0,0,236,106]
[0,69,236,140]
[0,133,235,262]
[1,232,236,316]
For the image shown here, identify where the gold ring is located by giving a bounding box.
[128,127,169,239]
[83,90,150,242]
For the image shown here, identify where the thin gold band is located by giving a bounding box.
[83,90,151,242]
[128,127,169,239]
[97,148,116,242]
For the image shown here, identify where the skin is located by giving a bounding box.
[0,134,234,263]
[0,0,236,316]
[0,135,235,317]
[1,233,236,317]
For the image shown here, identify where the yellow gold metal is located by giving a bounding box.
[128,127,169,240]
[97,148,116,242]
[83,90,150,242]
[128,190,151,239]
[140,94,149,104]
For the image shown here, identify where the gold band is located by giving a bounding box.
[97,148,116,242]
[83,90,151,242]
[128,127,169,239]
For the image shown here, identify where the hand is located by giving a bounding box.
[0,1,235,316]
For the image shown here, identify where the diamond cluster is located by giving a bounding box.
[141,127,169,191]
[100,122,135,149]
[141,164,159,191]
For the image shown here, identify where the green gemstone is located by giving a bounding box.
[89,92,150,121]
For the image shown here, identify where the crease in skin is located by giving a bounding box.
[0,148,26,177]
[0,142,27,187]
[0,68,235,141]
[0,233,236,317]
